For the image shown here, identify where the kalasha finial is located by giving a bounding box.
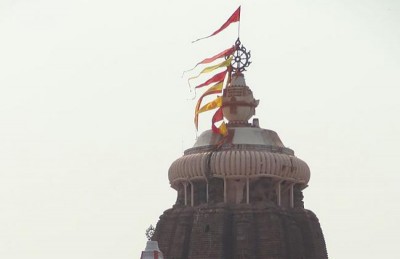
[145,225,155,241]
[222,39,258,125]
[229,38,251,73]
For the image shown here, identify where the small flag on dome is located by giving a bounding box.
[196,96,222,114]
[192,6,241,43]
[194,81,224,130]
[194,69,228,89]
[212,108,228,136]
[188,56,232,83]
[183,46,235,75]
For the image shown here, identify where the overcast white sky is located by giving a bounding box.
[0,0,399,258]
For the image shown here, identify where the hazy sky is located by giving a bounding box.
[1,0,399,258]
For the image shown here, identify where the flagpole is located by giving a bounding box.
[238,20,240,39]
[238,5,241,38]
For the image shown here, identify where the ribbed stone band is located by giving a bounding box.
[169,150,310,187]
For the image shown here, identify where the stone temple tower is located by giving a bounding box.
[152,62,328,258]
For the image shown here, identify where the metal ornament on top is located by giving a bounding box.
[222,38,258,125]
[228,38,252,73]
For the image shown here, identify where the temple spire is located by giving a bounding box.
[222,72,259,126]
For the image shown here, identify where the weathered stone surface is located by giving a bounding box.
[153,204,327,259]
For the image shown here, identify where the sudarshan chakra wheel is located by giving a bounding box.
[227,38,252,73]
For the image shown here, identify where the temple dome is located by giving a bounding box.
[192,127,289,150]
[154,38,327,259]
[168,126,310,188]
[168,72,310,200]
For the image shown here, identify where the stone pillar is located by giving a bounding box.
[246,178,250,204]
[290,184,294,208]
[206,181,209,203]
[183,182,188,206]
[276,181,281,206]
[224,178,227,203]
[190,181,194,207]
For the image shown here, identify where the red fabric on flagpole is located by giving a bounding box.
[195,70,228,89]
[194,82,223,130]
[183,47,234,75]
[198,46,235,66]
[212,108,224,134]
[193,6,241,43]
[210,6,241,37]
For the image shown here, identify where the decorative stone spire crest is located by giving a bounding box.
[222,39,259,125]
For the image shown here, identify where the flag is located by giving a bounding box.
[218,122,228,136]
[183,46,235,74]
[188,56,232,83]
[195,69,227,89]
[212,108,228,136]
[192,6,241,43]
[196,96,222,114]
[194,82,224,130]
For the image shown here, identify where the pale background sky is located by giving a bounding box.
[0,0,399,258]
